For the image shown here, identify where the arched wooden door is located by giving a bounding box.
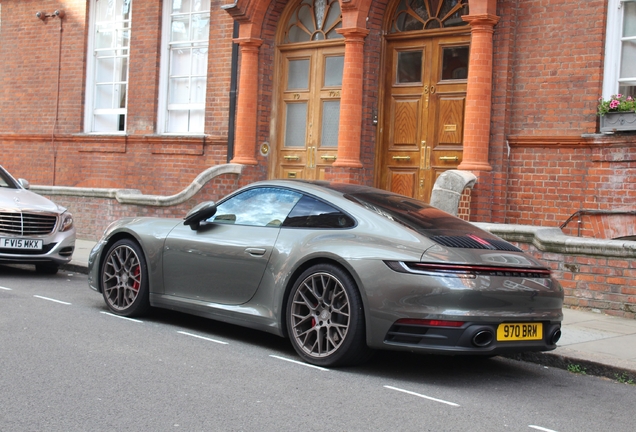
[378,0,471,202]
[273,0,344,181]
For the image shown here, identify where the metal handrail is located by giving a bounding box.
[560,210,636,237]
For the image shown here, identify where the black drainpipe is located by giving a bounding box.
[227,21,240,162]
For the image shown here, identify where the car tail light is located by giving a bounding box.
[384,261,551,278]
[395,318,465,327]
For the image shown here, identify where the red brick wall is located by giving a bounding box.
[504,0,605,136]
[517,242,636,320]
[505,136,636,230]
[1,136,230,193]
[0,1,88,134]
[0,0,236,195]
[469,0,630,226]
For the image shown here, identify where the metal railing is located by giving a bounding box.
[560,210,636,237]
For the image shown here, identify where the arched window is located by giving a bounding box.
[282,0,343,44]
[390,0,469,33]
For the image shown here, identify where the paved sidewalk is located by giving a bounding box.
[66,239,636,381]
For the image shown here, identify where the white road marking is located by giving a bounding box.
[100,311,143,323]
[384,385,460,407]
[529,426,558,432]
[269,355,330,371]
[33,295,71,305]
[177,331,228,345]
[0,286,12,290]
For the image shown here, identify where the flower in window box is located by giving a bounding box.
[597,94,636,116]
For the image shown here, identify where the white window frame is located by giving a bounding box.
[602,0,636,98]
[84,0,132,134]
[157,0,210,135]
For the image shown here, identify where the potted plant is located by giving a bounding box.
[598,94,636,133]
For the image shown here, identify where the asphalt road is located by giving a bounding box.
[1,264,635,432]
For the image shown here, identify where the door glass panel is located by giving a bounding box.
[321,101,340,148]
[324,56,344,87]
[285,102,308,147]
[397,51,422,83]
[287,59,310,90]
[441,46,469,80]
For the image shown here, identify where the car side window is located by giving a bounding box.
[282,195,355,228]
[209,187,302,227]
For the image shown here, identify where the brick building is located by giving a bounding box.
[1,0,635,236]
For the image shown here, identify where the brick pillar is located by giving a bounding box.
[457,14,500,172]
[333,27,369,169]
[231,38,262,165]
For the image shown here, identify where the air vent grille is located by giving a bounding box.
[431,235,522,252]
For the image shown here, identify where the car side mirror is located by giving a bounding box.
[18,178,30,189]
[184,201,217,230]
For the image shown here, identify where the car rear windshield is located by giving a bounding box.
[345,191,500,240]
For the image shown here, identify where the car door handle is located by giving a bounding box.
[245,247,266,256]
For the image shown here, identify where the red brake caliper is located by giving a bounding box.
[132,266,140,291]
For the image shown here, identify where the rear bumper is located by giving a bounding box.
[380,320,562,355]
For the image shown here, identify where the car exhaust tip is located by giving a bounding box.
[550,329,562,345]
[472,330,494,347]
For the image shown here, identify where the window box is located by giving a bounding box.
[600,111,636,133]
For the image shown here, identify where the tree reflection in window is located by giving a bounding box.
[390,0,469,34]
[282,0,344,43]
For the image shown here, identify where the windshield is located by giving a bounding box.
[0,167,19,189]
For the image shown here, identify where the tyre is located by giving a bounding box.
[286,263,372,367]
[35,262,59,275]
[101,239,150,317]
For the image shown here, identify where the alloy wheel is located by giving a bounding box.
[289,272,351,358]
[102,244,142,311]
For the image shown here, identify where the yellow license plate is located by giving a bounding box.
[496,323,543,341]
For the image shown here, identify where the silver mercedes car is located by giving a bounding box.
[88,180,563,367]
[0,165,75,274]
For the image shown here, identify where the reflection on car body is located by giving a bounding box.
[88,180,563,367]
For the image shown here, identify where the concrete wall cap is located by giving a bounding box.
[474,222,636,258]
[32,164,244,207]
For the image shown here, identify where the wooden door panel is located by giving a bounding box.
[389,169,417,197]
[436,97,465,146]
[391,98,421,148]
[282,166,307,180]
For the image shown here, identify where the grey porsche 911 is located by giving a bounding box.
[88,180,563,367]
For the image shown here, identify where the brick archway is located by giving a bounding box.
[224,0,376,172]
[223,0,499,180]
